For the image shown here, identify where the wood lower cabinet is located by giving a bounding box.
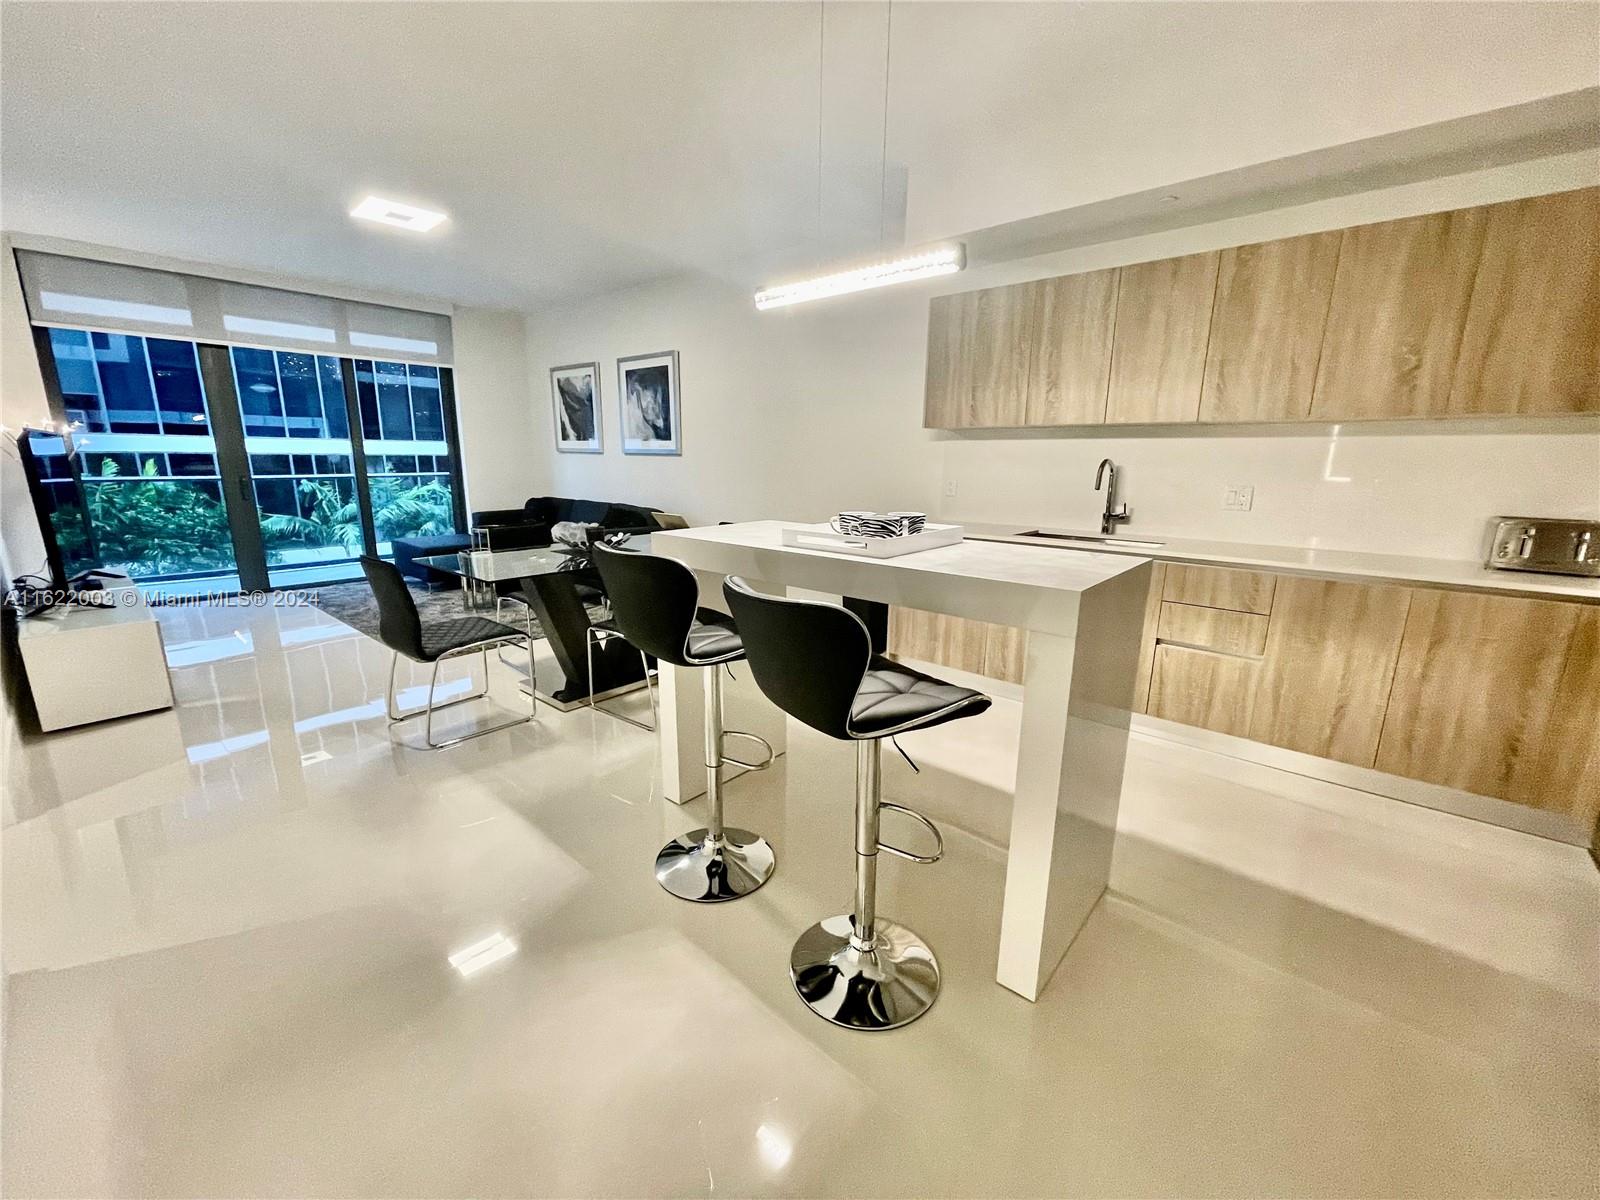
[1162,563,1275,614]
[1373,591,1584,804]
[887,607,1028,685]
[1105,251,1219,424]
[1157,602,1269,656]
[1131,561,1167,713]
[1247,577,1411,767]
[1147,643,1259,738]
[1513,606,1600,832]
[891,563,1599,840]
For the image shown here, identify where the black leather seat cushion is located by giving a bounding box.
[683,608,745,664]
[848,656,991,737]
[419,616,523,661]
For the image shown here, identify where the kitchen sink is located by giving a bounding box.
[1017,530,1166,549]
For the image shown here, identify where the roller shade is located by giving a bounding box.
[15,250,453,365]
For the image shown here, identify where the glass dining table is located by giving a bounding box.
[416,536,653,709]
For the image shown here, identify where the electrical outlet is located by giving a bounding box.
[944,479,958,499]
[1222,484,1254,511]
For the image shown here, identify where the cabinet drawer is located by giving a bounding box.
[1162,564,1276,614]
[1147,644,1260,738]
[1157,601,1269,656]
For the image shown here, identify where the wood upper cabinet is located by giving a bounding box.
[1449,186,1600,416]
[1310,206,1488,420]
[923,292,973,429]
[925,187,1597,429]
[1373,590,1580,802]
[924,285,1033,429]
[1105,251,1220,424]
[1247,577,1410,767]
[1025,268,1117,425]
[967,283,1036,427]
[1199,232,1342,423]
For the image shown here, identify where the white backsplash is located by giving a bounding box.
[938,424,1600,562]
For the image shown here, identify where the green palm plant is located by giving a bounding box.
[83,456,235,576]
[259,478,365,556]
[74,460,456,578]
[260,476,455,557]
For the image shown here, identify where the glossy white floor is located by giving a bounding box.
[3,600,1596,1198]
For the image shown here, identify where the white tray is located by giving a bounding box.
[781,522,964,558]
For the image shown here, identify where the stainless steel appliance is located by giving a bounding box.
[1485,517,1600,578]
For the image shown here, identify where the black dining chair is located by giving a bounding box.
[591,542,775,901]
[723,576,991,1030]
[361,556,536,749]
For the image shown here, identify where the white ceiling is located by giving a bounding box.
[2,1,1596,310]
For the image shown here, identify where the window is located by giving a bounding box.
[32,312,462,593]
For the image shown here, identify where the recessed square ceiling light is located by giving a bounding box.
[350,195,448,232]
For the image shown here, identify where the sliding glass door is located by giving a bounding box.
[230,347,366,588]
[353,360,458,556]
[35,326,465,596]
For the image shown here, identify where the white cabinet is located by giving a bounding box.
[16,584,174,731]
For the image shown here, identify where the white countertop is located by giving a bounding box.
[959,523,1600,603]
[654,521,1151,635]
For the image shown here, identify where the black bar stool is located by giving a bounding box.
[592,543,775,902]
[723,578,991,1030]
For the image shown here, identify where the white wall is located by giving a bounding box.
[450,307,536,516]
[521,275,941,525]
[522,151,1600,562]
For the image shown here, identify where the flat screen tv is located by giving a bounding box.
[15,427,98,591]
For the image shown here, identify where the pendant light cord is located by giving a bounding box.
[878,0,893,248]
[816,1,825,245]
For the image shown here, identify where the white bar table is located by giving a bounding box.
[651,521,1152,1002]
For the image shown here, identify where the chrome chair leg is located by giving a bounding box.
[585,626,657,731]
[386,636,537,750]
[790,738,941,1029]
[654,664,776,902]
[494,595,540,695]
[387,648,490,721]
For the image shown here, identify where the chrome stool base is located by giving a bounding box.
[655,827,775,902]
[790,914,940,1030]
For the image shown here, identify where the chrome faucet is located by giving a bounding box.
[1094,457,1130,535]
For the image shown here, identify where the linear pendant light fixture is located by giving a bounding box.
[754,243,965,310]
[755,1,963,310]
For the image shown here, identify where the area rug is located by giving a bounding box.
[312,579,548,642]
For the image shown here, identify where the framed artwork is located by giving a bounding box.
[617,350,681,456]
[550,362,602,453]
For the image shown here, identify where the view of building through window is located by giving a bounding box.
[41,328,461,592]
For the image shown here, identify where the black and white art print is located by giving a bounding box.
[617,351,681,456]
[551,362,602,454]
